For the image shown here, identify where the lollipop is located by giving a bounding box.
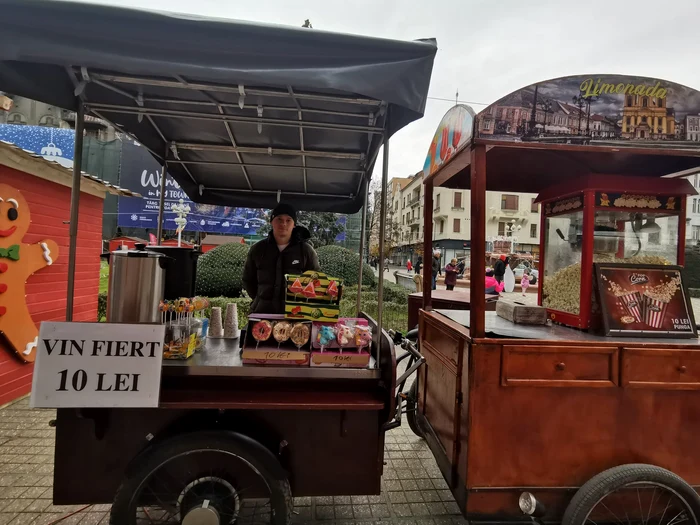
[289,278,304,299]
[290,323,311,349]
[354,325,372,352]
[336,324,354,353]
[251,320,273,348]
[327,280,339,299]
[273,321,292,348]
[317,325,336,352]
[302,281,317,302]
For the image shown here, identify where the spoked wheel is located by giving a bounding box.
[110,432,293,525]
[562,464,700,525]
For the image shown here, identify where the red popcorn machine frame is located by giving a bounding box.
[535,174,696,330]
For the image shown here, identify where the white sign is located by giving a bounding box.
[30,322,165,409]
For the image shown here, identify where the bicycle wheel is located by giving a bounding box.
[110,431,293,525]
[562,464,700,525]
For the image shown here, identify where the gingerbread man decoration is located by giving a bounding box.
[0,184,58,363]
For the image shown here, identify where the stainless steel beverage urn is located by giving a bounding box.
[104,244,168,323]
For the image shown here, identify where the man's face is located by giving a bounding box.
[272,214,294,243]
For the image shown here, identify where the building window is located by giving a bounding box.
[694,198,698,214]
[530,224,537,238]
[501,194,519,210]
[440,221,444,234]
[484,120,491,130]
[530,198,538,213]
[627,96,633,106]
[435,194,440,210]
[453,218,460,233]
[454,192,462,208]
[642,98,648,108]
[498,222,506,236]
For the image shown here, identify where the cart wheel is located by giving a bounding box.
[110,431,293,525]
[562,464,700,525]
[406,380,424,439]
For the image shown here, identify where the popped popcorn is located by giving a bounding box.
[542,255,672,315]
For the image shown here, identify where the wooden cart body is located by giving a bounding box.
[418,309,700,522]
[53,318,397,504]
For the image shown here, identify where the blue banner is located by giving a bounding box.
[0,124,75,167]
[117,139,267,235]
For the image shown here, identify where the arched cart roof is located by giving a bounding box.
[426,74,700,192]
[0,0,437,212]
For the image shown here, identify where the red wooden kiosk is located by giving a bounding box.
[0,3,435,524]
[415,75,700,525]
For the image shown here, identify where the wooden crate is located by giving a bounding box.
[496,300,547,325]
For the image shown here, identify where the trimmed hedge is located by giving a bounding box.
[196,243,250,298]
[317,245,377,287]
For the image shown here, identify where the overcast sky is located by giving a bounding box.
[69,0,700,182]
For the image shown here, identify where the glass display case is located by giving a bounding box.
[537,177,692,330]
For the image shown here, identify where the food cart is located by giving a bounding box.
[415,75,700,524]
[0,2,436,523]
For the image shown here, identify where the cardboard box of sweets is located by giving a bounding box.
[242,314,312,366]
[285,271,343,322]
[310,318,373,369]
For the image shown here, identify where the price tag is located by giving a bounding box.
[243,350,308,361]
[312,353,368,365]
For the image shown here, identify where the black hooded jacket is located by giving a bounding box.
[243,226,321,314]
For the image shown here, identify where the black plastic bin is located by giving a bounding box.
[145,245,201,300]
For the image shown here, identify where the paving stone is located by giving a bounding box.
[370,503,391,518]
[334,505,353,519]
[352,505,372,519]
[0,514,17,525]
[314,505,335,520]
[7,512,40,525]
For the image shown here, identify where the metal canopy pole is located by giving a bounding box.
[66,101,85,322]
[156,144,169,244]
[356,178,369,315]
[376,131,390,363]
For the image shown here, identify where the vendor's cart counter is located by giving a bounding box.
[436,309,700,345]
[163,337,380,379]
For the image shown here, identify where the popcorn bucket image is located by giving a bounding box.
[643,294,669,329]
[619,291,643,323]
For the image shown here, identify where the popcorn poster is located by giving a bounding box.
[595,264,697,338]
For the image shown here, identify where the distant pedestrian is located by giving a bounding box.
[406,260,413,273]
[494,254,506,283]
[521,270,531,297]
[384,257,390,272]
[431,250,441,290]
[445,258,459,291]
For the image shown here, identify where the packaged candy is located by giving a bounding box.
[290,323,311,348]
[316,325,336,351]
[336,323,354,353]
[354,325,372,352]
[251,320,273,347]
[273,321,292,347]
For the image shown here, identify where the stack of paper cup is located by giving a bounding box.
[224,303,240,339]
[210,307,223,338]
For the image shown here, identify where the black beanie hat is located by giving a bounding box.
[271,202,297,223]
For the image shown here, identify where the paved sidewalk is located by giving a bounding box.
[0,396,467,525]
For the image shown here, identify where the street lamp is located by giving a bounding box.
[506,220,521,253]
[542,99,553,132]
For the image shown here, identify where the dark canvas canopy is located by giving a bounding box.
[0,0,437,212]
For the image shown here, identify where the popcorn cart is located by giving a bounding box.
[0,3,435,524]
[536,174,696,329]
[414,74,700,525]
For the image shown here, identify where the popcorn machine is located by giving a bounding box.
[535,174,696,330]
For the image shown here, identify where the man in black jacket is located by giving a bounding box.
[243,203,320,314]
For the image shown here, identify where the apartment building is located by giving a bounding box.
[387,172,541,264]
[686,173,700,244]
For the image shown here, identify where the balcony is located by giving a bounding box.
[409,196,421,208]
[409,216,421,227]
